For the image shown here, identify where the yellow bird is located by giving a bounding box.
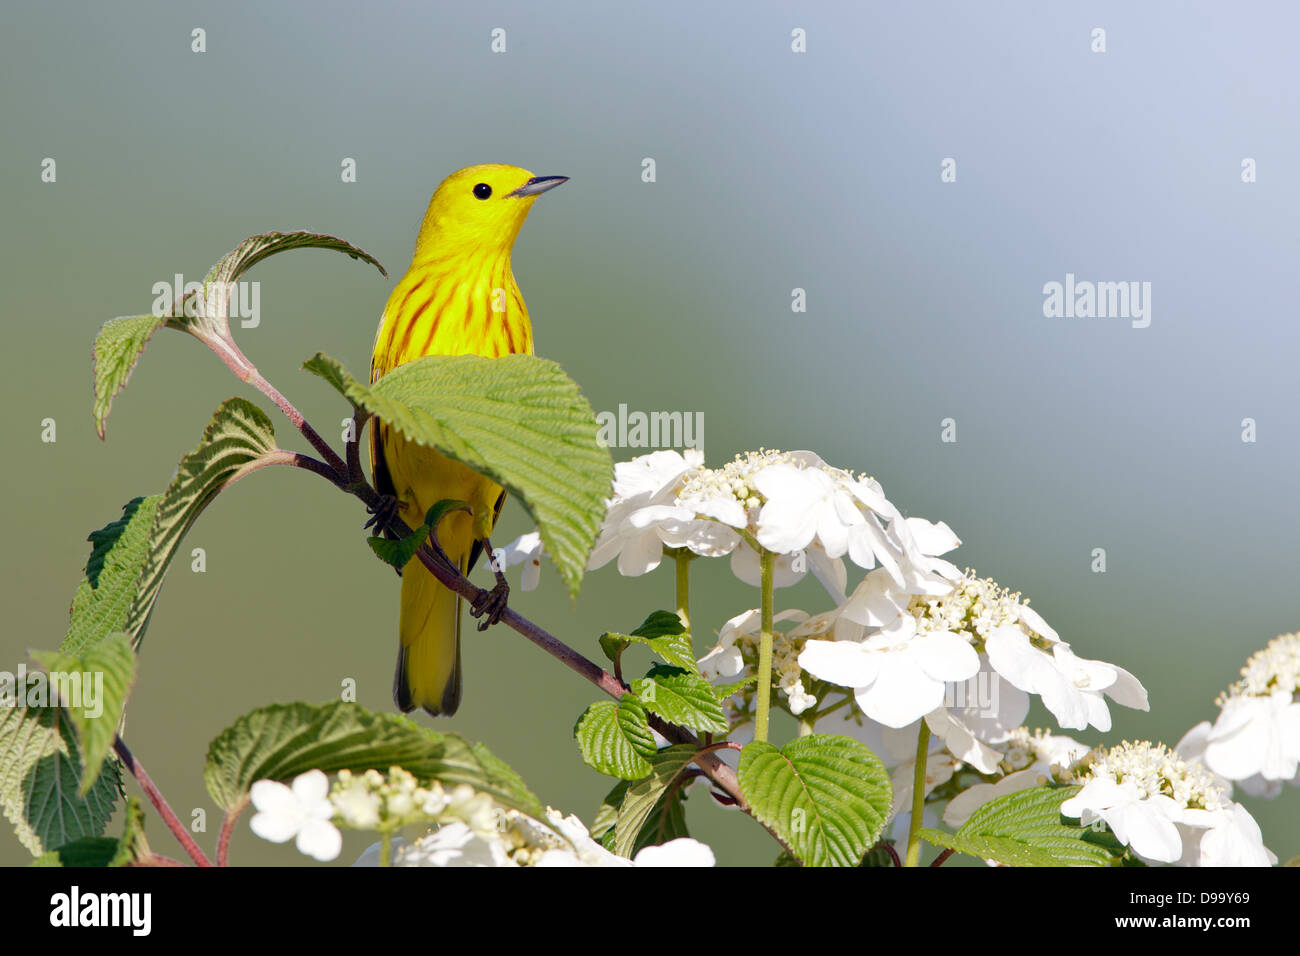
[369,164,567,716]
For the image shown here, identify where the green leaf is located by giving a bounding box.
[574,697,656,780]
[367,500,470,569]
[631,665,728,735]
[303,351,611,598]
[203,700,542,819]
[62,496,160,656]
[92,314,167,439]
[63,398,277,657]
[171,231,386,345]
[738,734,892,867]
[31,837,119,868]
[0,704,121,856]
[593,777,690,856]
[610,745,698,858]
[711,675,756,702]
[600,610,699,674]
[30,633,137,795]
[124,397,277,647]
[918,785,1122,867]
[31,797,152,867]
[93,232,383,437]
[109,796,150,866]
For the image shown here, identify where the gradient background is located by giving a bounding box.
[2,1,1297,866]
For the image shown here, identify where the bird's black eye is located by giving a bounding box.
[473,183,492,200]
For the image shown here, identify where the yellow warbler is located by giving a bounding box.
[369,164,567,716]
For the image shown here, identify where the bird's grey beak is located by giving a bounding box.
[508,175,568,198]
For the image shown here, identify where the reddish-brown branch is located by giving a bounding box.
[114,736,213,867]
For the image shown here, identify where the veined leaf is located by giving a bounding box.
[204,700,541,819]
[367,500,470,570]
[62,497,160,656]
[0,704,121,856]
[574,697,656,780]
[30,837,120,867]
[632,665,728,735]
[92,314,166,439]
[31,633,137,795]
[63,398,276,657]
[31,796,151,867]
[593,776,690,856]
[599,610,698,674]
[303,351,611,597]
[92,232,384,438]
[610,745,698,858]
[918,784,1122,867]
[738,734,891,867]
[124,397,277,646]
[173,231,386,345]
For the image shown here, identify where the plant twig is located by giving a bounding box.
[114,736,213,867]
[218,795,249,867]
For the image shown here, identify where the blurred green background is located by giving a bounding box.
[3,1,1297,866]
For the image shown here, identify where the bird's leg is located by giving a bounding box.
[364,493,402,534]
[469,539,510,631]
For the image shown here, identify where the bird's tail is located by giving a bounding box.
[394,557,462,717]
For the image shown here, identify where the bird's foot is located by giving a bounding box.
[364,493,402,534]
[469,540,510,630]
[470,581,510,630]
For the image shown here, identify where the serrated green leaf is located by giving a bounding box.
[591,776,692,856]
[368,500,470,569]
[124,397,277,647]
[738,734,891,868]
[31,837,120,868]
[631,610,687,640]
[170,232,386,345]
[63,399,277,657]
[109,796,150,866]
[600,610,698,674]
[631,665,728,734]
[590,780,626,842]
[31,633,137,795]
[611,745,698,858]
[93,233,383,438]
[0,704,122,856]
[203,700,541,819]
[918,784,1121,867]
[92,314,167,439]
[711,675,756,702]
[63,497,160,656]
[303,351,611,598]
[574,698,655,779]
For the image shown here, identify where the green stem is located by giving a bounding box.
[797,715,815,737]
[904,721,932,867]
[380,830,393,867]
[674,550,691,636]
[754,549,776,743]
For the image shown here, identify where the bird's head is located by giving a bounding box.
[414,164,567,260]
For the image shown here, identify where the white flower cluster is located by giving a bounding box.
[330,767,498,833]
[360,808,715,868]
[249,768,499,863]
[800,570,1148,737]
[1061,740,1275,867]
[1184,632,1300,797]
[250,769,716,867]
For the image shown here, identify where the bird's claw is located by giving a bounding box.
[469,580,509,631]
[364,494,402,533]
